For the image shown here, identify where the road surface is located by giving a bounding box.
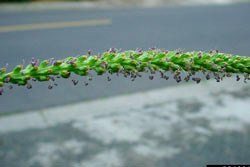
[0,4,250,167]
[0,3,250,113]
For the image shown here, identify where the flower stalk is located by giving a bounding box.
[0,49,249,94]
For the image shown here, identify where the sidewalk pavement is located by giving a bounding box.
[0,77,250,167]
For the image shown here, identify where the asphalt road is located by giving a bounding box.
[0,3,250,113]
[1,78,250,167]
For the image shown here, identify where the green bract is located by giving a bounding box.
[0,49,249,93]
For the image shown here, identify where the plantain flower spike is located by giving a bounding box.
[0,49,249,95]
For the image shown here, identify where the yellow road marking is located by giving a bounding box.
[0,18,112,33]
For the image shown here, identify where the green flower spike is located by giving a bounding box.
[0,48,249,95]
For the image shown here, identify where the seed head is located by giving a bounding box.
[236,75,240,81]
[67,59,76,65]
[50,76,55,82]
[0,89,4,95]
[149,75,154,80]
[206,74,210,80]
[4,77,10,83]
[175,76,182,83]
[184,75,190,82]
[107,48,117,53]
[30,58,39,67]
[198,51,202,59]
[72,79,78,86]
[192,77,201,84]
[87,50,92,55]
[88,77,93,81]
[227,73,232,78]
[26,83,32,89]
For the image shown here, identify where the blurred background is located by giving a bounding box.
[0,0,247,4]
[0,0,250,167]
